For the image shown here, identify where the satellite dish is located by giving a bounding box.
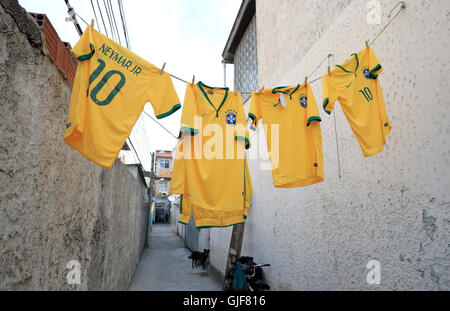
[168,195,176,202]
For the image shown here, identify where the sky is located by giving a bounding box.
[18,0,241,171]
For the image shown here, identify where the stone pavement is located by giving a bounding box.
[128,224,222,291]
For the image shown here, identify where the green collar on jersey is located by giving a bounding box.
[335,53,359,75]
[271,84,301,99]
[198,81,229,118]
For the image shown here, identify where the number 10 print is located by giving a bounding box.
[89,59,126,106]
[359,87,373,102]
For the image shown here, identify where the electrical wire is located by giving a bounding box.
[76,0,406,169]
[108,0,121,45]
[143,111,178,139]
[126,137,145,168]
[95,0,109,37]
[90,0,100,30]
[102,0,115,40]
[118,0,131,49]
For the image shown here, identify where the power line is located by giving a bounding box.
[95,0,108,37]
[107,0,121,45]
[102,0,115,40]
[143,111,178,139]
[126,137,145,169]
[74,0,406,169]
[89,0,100,30]
[118,0,131,49]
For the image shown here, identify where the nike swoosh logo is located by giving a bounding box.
[346,82,353,88]
[273,103,280,107]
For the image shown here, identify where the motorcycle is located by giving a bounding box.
[227,256,271,291]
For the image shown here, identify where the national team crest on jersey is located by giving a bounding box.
[225,109,237,126]
[362,66,370,79]
[299,95,308,108]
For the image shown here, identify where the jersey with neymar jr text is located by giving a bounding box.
[65,25,180,169]
[322,46,391,157]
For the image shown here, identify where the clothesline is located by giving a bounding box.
[73,1,406,149]
[78,1,405,97]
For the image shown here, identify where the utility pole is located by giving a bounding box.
[64,0,83,37]
[222,223,245,291]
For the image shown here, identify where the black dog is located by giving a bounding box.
[188,249,210,269]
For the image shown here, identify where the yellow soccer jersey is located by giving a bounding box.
[171,82,252,228]
[249,83,324,188]
[65,25,180,169]
[322,46,391,157]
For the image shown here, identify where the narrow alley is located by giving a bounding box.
[128,225,221,291]
[1,0,449,295]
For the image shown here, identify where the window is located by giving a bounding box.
[234,14,258,103]
[159,182,168,193]
[159,159,170,169]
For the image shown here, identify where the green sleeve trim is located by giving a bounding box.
[235,136,250,150]
[178,127,199,139]
[369,64,381,73]
[179,220,189,225]
[77,43,95,61]
[179,194,183,214]
[307,116,322,126]
[196,222,245,229]
[368,64,381,79]
[322,97,332,115]
[156,104,181,119]
[248,113,257,127]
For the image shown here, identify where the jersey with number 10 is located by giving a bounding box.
[65,25,180,169]
[322,46,391,157]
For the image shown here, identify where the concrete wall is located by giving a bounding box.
[210,0,450,290]
[0,1,149,290]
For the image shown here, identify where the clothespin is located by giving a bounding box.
[304,76,308,86]
[327,53,334,76]
[259,86,264,93]
[160,62,166,75]
[91,19,95,28]
[192,75,195,84]
[365,40,369,49]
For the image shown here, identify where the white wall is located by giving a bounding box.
[210,0,450,290]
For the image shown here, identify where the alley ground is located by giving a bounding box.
[129,224,222,291]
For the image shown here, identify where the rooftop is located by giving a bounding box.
[222,0,255,64]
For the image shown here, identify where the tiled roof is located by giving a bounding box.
[156,150,172,158]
